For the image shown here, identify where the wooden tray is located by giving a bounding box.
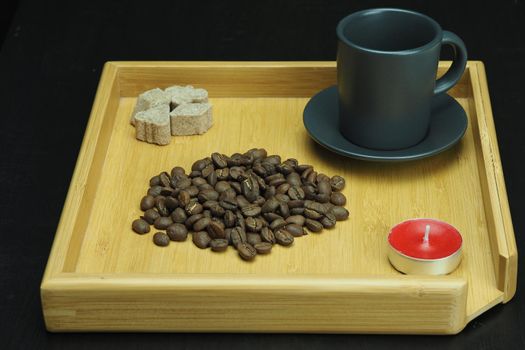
[41,61,517,334]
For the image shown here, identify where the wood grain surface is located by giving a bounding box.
[41,62,516,334]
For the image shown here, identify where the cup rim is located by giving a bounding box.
[336,8,442,55]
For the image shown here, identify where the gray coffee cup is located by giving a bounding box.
[337,8,467,150]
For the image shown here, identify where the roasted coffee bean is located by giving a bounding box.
[288,186,305,200]
[132,219,150,234]
[290,207,305,215]
[252,163,267,177]
[227,153,244,167]
[286,172,302,187]
[166,223,188,241]
[305,200,328,214]
[285,215,305,226]
[210,204,225,217]
[275,229,294,246]
[192,158,211,172]
[278,201,290,218]
[330,206,349,220]
[159,172,171,187]
[210,238,229,252]
[241,177,258,202]
[193,231,211,249]
[320,213,337,228]
[276,183,291,194]
[287,199,304,209]
[305,219,323,232]
[193,217,211,231]
[211,152,228,168]
[187,186,199,197]
[201,164,215,178]
[265,173,284,184]
[236,195,251,208]
[215,168,229,180]
[330,192,347,206]
[154,216,173,230]
[154,195,166,206]
[192,177,207,186]
[315,192,330,204]
[316,173,331,184]
[235,211,246,230]
[220,188,237,201]
[306,171,318,185]
[207,171,217,186]
[330,175,345,191]
[324,202,335,212]
[254,242,272,254]
[276,163,294,175]
[207,220,226,239]
[224,210,236,227]
[231,226,247,247]
[304,208,323,220]
[178,190,191,207]
[270,218,287,231]
[140,195,155,211]
[147,185,163,197]
[203,200,219,209]
[301,185,315,200]
[285,224,305,237]
[251,173,267,191]
[155,198,170,217]
[230,181,242,194]
[203,209,211,218]
[185,213,204,228]
[229,166,244,180]
[237,242,257,260]
[170,166,185,178]
[189,170,202,178]
[198,183,214,191]
[250,148,267,160]
[149,175,161,187]
[260,227,276,244]
[225,228,232,244]
[175,177,192,190]
[263,212,283,222]
[264,185,276,199]
[259,197,278,213]
[265,155,281,165]
[317,180,331,195]
[294,164,312,173]
[247,233,262,246]
[283,158,298,167]
[269,177,287,187]
[242,204,261,217]
[165,196,179,210]
[219,198,238,210]
[275,193,290,203]
[159,186,174,196]
[245,217,263,232]
[185,201,203,216]
[198,189,219,202]
[144,208,161,224]
[153,232,170,246]
[300,166,313,180]
[261,161,276,175]
[215,181,231,193]
[171,208,188,224]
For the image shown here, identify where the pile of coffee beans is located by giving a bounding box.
[131,148,349,261]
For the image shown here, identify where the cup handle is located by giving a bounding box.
[434,31,468,95]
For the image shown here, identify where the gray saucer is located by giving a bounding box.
[303,86,468,162]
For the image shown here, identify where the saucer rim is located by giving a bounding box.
[303,86,468,162]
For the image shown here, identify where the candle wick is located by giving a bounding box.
[423,224,430,244]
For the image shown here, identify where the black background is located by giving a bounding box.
[1,0,524,349]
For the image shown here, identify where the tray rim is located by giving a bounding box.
[40,61,517,334]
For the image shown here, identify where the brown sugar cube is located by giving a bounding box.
[134,104,171,145]
[169,102,212,136]
[130,88,170,125]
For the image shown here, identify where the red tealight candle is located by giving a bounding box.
[387,218,463,275]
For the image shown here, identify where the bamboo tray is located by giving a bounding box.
[41,61,517,334]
